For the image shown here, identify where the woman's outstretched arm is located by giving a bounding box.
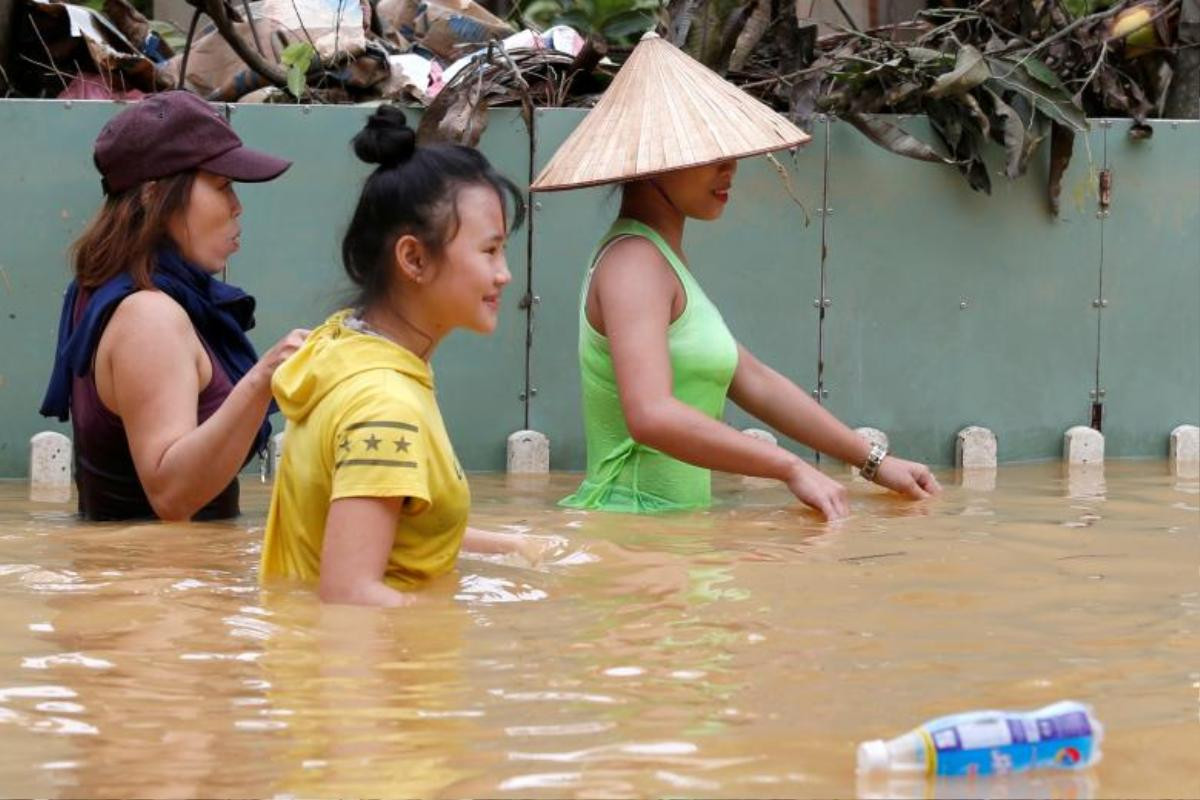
[728,346,940,499]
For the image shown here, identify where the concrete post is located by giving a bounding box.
[956,426,997,469]
[1066,465,1106,499]
[1169,424,1199,477]
[30,431,72,502]
[507,430,549,474]
[960,469,997,492]
[1064,426,1104,465]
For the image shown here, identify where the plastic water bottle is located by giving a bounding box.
[857,701,1103,778]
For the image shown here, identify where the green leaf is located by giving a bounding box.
[522,0,564,27]
[928,44,990,99]
[844,112,956,165]
[554,8,595,33]
[601,9,656,39]
[592,0,623,20]
[1062,0,1115,18]
[1023,57,1066,92]
[287,67,305,99]
[281,42,315,99]
[281,42,315,69]
[986,57,1088,133]
[569,0,598,21]
[1062,0,1091,17]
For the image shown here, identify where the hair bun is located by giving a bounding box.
[353,105,416,168]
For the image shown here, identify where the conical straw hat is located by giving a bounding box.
[530,31,812,192]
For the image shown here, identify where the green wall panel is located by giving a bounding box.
[1097,119,1200,456]
[528,109,824,472]
[526,108,619,471]
[0,100,128,477]
[820,116,1105,466]
[1,101,1195,478]
[225,103,373,340]
[229,104,531,471]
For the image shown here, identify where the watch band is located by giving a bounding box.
[860,443,887,481]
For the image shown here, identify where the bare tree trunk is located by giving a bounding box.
[1164,0,1199,118]
[0,0,16,94]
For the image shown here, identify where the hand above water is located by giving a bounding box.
[515,534,568,567]
[784,460,851,521]
[462,527,567,567]
[872,456,941,499]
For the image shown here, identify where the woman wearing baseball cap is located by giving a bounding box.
[531,33,940,519]
[41,91,308,521]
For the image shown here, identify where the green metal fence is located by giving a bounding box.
[1,100,1196,476]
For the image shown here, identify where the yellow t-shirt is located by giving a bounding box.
[260,311,469,589]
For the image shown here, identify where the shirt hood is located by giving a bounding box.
[271,310,434,423]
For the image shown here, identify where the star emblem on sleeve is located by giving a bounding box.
[394,436,411,453]
[363,434,382,451]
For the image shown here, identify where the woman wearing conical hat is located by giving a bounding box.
[531,32,940,519]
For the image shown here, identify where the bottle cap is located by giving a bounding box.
[857,739,890,773]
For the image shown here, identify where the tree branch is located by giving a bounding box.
[202,0,288,87]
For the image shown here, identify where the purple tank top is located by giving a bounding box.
[71,291,241,521]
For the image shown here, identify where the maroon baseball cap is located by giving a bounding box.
[93,91,291,194]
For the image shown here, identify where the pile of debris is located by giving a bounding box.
[4,0,599,109]
[3,0,1195,208]
[726,0,1197,203]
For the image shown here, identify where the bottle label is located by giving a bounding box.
[925,706,1096,776]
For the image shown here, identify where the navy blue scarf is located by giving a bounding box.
[40,248,272,457]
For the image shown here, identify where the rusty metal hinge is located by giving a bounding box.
[1097,169,1112,217]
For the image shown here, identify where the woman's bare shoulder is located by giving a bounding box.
[104,289,195,347]
[108,289,190,328]
[593,235,673,288]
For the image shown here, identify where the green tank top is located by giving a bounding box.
[560,219,739,513]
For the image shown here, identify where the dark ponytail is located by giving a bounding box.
[342,105,526,305]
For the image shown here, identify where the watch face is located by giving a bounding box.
[862,444,886,479]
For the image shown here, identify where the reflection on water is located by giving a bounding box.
[0,461,1197,798]
[857,771,1100,800]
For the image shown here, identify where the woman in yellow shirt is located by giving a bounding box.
[261,106,543,606]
